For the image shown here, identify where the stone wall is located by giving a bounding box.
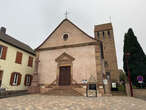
[94,23,119,81]
[38,45,97,85]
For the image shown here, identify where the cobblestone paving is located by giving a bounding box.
[134,89,146,101]
[0,94,146,110]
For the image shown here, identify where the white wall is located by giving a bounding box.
[0,41,35,91]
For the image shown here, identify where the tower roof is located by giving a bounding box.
[94,23,113,32]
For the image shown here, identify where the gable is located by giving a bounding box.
[37,19,96,50]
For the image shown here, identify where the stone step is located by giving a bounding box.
[112,91,126,96]
[45,86,83,96]
[48,84,83,89]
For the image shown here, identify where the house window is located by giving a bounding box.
[0,45,7,60]
[15,52,23,64]
[24,75,32,86]
[28,56,33,67]
[10,72,22,86]
[13,73,19,85]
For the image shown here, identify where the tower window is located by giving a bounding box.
[97,32,100,39]
[104,61,108,67]
[106,72,111,80]
[103,31,105,39]
[108,30,111,38]
[100,42,104,59]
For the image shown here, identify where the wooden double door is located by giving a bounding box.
[59,66,71,86]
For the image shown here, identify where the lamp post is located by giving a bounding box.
[125,53,133,97]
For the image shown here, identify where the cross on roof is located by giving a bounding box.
[109,16,112,23]
[64,10,70,19]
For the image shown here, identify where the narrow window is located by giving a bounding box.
[26,76,31,86]
[13,73,19,85]
[103,31,105,39]
[28,56,33,67]
[0,71,3,87]
[15,52,23,64]
[100,42,104,59]
[26,76,30,83]
[104,61,108,67]
[106,72,111,80]
[108,30,111,38]
[97,32,100,39]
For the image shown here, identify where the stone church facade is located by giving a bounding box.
[29,19,119,96]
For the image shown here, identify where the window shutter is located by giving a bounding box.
[10,72,15,86]
[15,52,23,64]
[1,46,7,60]
[30,75,33,86]
[16,52,19,63]
[17,73,22,85]
[24,75,27,86]
[19,53,22,64]
[0,71,3,83]
[28,56,33,67]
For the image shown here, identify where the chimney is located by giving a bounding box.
[0,27,6,34]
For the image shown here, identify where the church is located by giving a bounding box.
[29,18,119,96]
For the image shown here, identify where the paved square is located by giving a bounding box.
[0,94,146,110]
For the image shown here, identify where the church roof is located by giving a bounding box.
[36,18,96,50]
[0,27,35,55]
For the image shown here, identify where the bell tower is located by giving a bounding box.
[94,23,119,82]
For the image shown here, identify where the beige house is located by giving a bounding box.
[30,19,119,96]
[0,27,35,92]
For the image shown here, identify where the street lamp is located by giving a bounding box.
[125,53,133,97]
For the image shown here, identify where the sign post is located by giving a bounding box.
[137,75,143,88]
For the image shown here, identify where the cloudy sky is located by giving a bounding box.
[0,0,146,69]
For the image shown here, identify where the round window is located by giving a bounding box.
[63,34,68,41]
